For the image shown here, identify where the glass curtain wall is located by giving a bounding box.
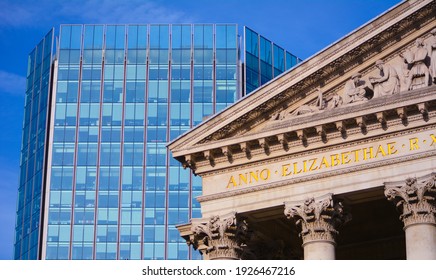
[14,29,54,260]
[244,27,301,95]
[47,24,83,259]
[167,24,191,260]
[43,24,239,260]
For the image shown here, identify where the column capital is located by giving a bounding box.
[184,212,250,260]
[385,173,436,228]
[284,194,351,246]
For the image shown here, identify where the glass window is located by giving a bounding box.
[226,25,237,49]
[106,25,126,50]
[128,25,147,49]
[260,36,272,64]
[150,25,169,49]
[59,25,82,50]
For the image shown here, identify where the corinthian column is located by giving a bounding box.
[180,212,250,260]
[385,174,436,260]
[284,194,350,260]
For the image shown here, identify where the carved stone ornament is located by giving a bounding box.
[189,212,250,259]
[271,27,436,123]
[429,28,436,84]
[284,194,351,246]
[385,173,436,228]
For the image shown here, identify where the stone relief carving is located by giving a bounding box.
[284,194,351,245]
[189,213,250,259]
[428,28,436,84]
[369,60,400,97]
[290,89,326,116]
[343,72,369,104]
[385,174,436,228]
[271,29,436,122]
[271,88,342,120]
[401,38,430,90]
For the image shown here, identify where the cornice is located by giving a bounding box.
[177,85,436,153]
[200,123,436,177]
[175,85,436,174]
[265,85,436,132]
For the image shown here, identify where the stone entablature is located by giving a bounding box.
[172,20,436,175]
[200,128,436,198]
[176,85,436,175]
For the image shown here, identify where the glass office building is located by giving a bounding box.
[15,29,54,260]
[244,27,302,94]
[14,24,300,260]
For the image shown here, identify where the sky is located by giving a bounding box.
[0,0,402,260]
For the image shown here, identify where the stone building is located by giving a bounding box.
[168,0,436,260]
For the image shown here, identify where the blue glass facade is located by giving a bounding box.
[14,24,299,260]
[43,24,237,260]
[15,29,54,260]
[244,27,302,94]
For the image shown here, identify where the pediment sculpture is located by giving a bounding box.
[271,28,436,122]
[271,88,342,121]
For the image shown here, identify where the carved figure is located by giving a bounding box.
[401,38,430,90]
[326,93,342,110]
[369,60,400,97]
[290,88,325,116]
[428,28,436,84]
[343,73,367,104]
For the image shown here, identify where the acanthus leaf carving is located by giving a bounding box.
[284,194,351,245]
[189,212,250,259]
[385,173,436,228]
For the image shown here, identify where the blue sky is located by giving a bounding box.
[0,0,401,259]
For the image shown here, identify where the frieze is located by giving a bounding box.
[207,131,436,191]
[267,86,435,132]
[187,84,436,166]
[198,150,436,203]
[198,123,436,178]
[191,100,436,175]
[184,86,436,175]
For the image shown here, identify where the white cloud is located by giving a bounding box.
[59,0,192,24]
[0,71,26,96]
[0,0,192,27]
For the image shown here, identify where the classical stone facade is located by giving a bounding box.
[170,0,436,260]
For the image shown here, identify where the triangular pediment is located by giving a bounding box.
[168,0,436,174]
